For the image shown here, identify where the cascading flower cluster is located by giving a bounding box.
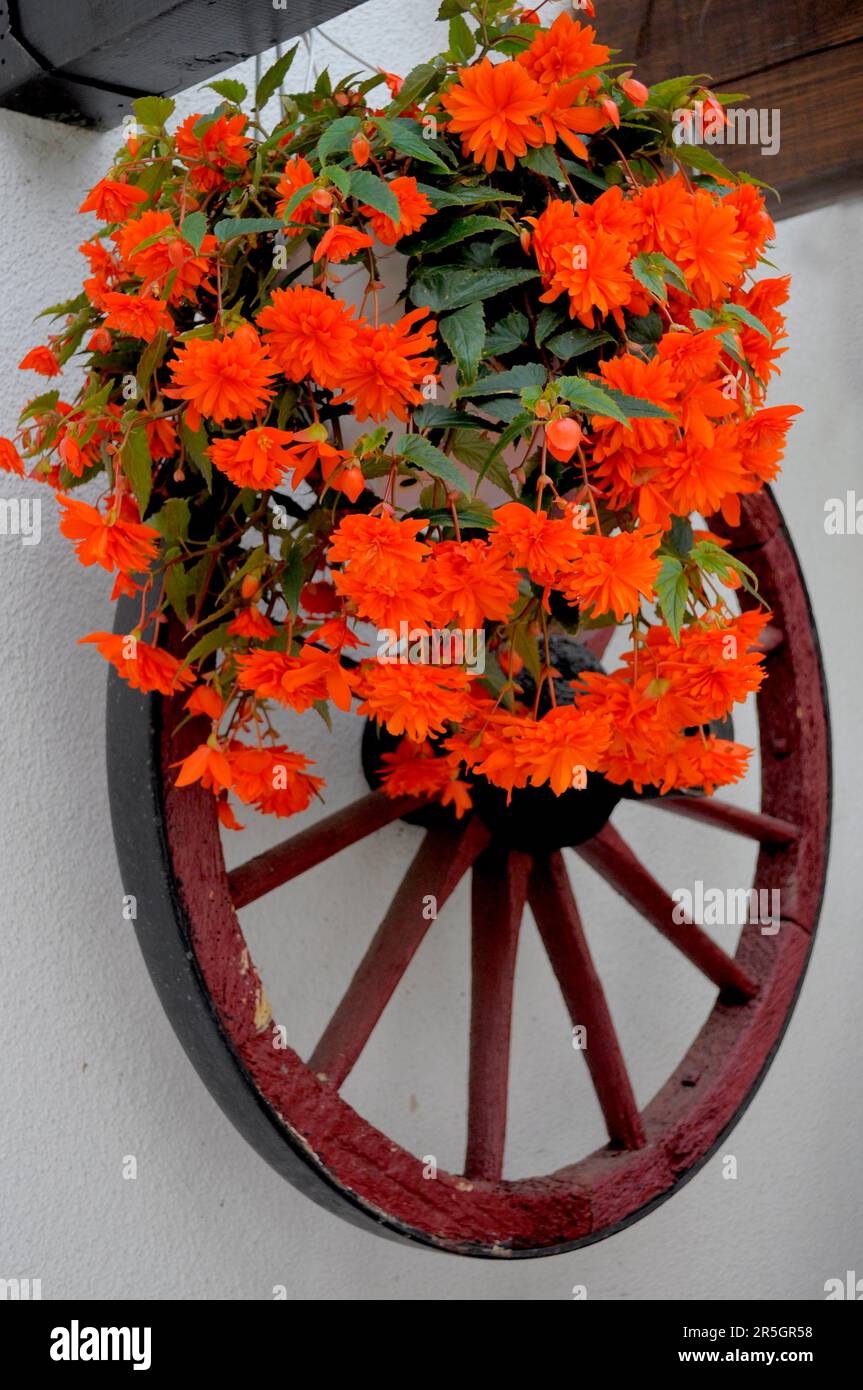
[3,2,799,829]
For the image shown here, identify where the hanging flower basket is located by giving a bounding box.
[5,2,830,1257]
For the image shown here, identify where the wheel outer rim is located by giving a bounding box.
[106,487,831,1257]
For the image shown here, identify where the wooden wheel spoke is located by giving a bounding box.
[528,853,645,1150]
[464,848,532,1182]
[228,790,425,909]
[643,794,799,846]
[309,817,491,1089]
[577,824,758,1000]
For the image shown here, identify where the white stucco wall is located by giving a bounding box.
[1,0,861,1300]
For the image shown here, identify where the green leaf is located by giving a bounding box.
[534,305,566,346]
[19,389,59,425]
[656,557,688,642]
[547,327,613,360]
[646,76,704,111]
[668,514,695,557]
[457,363,546,399]
[349,169,401,223]
[410,265,538,312]
[214,216,283,242]
[387,61,444,117]
[413,404,491,431]
[151,497,191,543]
[437,0,470,17]
[439,301,485,383]
[406,214,513,254]
[135,330,168,396]
[163,557,191,624]
[723,303,771,339]
[207,79,247,105]
[181,622,231,672]
[317,114,361,163]
[485,310,529,356]
[282,546,305,616]
[415,181,517,209]
[631,252,668,302]
[120,427,153,516]
[182,419,212,490]
[395,433,468,493]
[407,500,495,530]
[523,145,566,181]
[557,376,630,424]
[255,44,299,110]
[602,388,678,421]
[379,117,450,171]
[450,432,515,498]
[180,210,208,253]
[448,13,476,61]
[133,95,175,131]
[673,142,738,182]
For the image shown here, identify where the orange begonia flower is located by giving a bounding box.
[80,632,193,695]
[312,224,374,263]
[166,324,275,428]
[561,529,662,621]
[357,662,474,742]
[174,741,234,790]
[275,155,319,232]
[542,222,636,330]
[361,176,435,245]
[102,291,172,341]
[256,285,358,391]
[430,539,519,629]
[19,346,61,376]
[235,644,355,713]
[490,501,583,588]
[208,426,298,490]
[329,511,434,630]
[676,190,748,306]
[228,742,325,818]
[0,437,25,476]
[442,59,546,173]
[332,307,438,422]
[517,12,609,92]
[227,607,277,640]
[79,178,149,222]
[114,209,216,304]
[537,85,607,161]
[511,705,612,795]
[57,494,160,574]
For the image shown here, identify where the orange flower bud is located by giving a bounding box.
[352,133,372,167]
[311,188,333,212]
[546,417,584,463]
[600,97,621,129]
[620,75,649,107]
[240,574,259,600]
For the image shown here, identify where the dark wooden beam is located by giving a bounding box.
[0,0,365,129]
[600,0,863,218]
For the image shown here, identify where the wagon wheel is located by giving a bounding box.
[107,486,830,1258]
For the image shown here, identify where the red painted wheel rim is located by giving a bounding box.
[139,487,830,1257]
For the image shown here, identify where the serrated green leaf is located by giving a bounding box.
[448,13,476,61]
[317,114,361,163]
[547,327,613,360]
[410,265,538,312]
[415,182,517,209]
[656,556,688,642]
[387,61,444,117]
[120,427,153,516]
[396,434,468,493]
[18,389,59,425]
[439,301,485,383]
[133,95,175,131]
[631,252,668,302]
[406,214,514,254]
[214,216,283,242]
[557,376,630,424]
[182,419,212,490]
[207,79,247,105]
[255,44,299,110]
[135,330,168,396]
[673,141,738,182]
[379,117,450,172]
[349,169,400,223]
[603,388,678,421]
[723,302,771,339]
[282,546,305,616]
[180,211,208,253]
[150,496,191,543]
[457,363,546,399]
[413,404,491,431]
[485,310,529,356]
[181,622,231,672]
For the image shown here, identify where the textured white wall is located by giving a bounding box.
[1,0,861,1301]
